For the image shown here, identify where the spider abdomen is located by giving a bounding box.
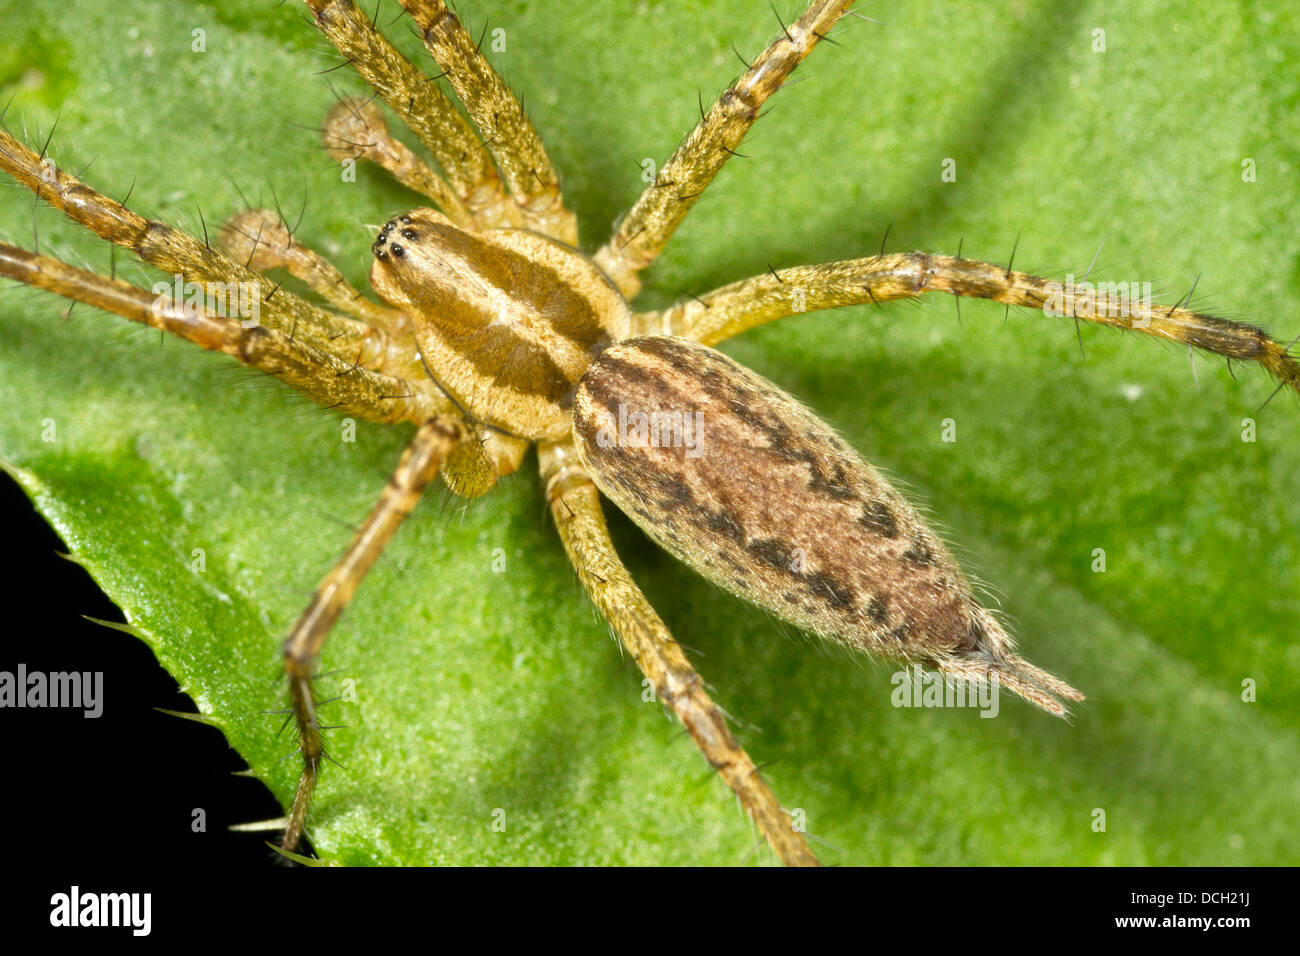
[571,335,1082,713]
[572,335,978,660]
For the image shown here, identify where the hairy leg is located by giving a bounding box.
[281,415,465,852]
[594,0,856,298]
[0,242,442,424]
[320,96,472,231]
[399,0,577,244]
[539,441,818,866]
[303,0,517,230]
[218,205,412,333]
[0,126,418,379]
[638,252,1300,398]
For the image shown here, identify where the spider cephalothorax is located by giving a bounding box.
[367,206,630,441]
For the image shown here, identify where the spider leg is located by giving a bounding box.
[640,252,1300,398]
[217,205,412,334]
[398,0,578,244]
[0,126,417,379]
[321,96,473,232]
[594,0,856,298]
[539,441,819,867]
[303,0,517,231]
[282,416,465,853]
[0,243,443,424]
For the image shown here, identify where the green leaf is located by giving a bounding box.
[1,0,1297,865]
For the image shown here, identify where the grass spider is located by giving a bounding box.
[1,0,1297,866]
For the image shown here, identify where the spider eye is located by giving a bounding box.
[373,216,410,262]
[369,208,457,307]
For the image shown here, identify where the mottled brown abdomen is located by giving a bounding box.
[572,334,984,663]
[572,335,1086,712]
[572,337,1084,714]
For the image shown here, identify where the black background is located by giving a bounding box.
[1,471,282,868]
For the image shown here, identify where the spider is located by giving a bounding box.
[2,1,1300,868]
